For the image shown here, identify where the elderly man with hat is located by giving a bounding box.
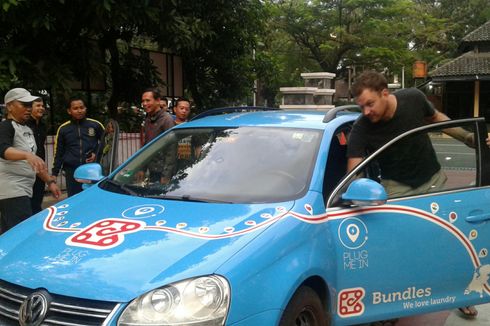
[0,88,60,234]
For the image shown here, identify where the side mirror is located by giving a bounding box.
[74,163,105,188]
[341,178,387,206]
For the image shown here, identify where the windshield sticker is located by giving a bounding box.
[218,135,238,143]
[292,132,304,140]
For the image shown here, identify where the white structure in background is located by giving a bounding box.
[388,73,401,91]
[280,72,336,110]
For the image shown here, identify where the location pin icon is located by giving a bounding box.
[347,224,360,243]
[135,207,154,216]
[430,202,439,214]
[469,229,478,240]
[305,204,313,215]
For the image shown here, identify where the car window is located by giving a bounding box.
[328,119,481,205]
[103,127,322,203]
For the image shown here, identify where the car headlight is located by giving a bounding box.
[118,275,230,326]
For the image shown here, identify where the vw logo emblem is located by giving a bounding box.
[19,289,51,326]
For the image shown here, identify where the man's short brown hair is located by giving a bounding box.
[351,71,388,97]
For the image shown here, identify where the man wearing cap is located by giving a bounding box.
[0,88,60,234]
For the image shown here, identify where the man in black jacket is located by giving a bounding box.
[52,97,104,197]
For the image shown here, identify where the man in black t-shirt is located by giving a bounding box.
[346,70,479,318]
[347,71,457,197]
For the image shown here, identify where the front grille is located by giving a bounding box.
[0,279,120,325]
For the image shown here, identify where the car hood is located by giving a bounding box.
[0,187,294,302]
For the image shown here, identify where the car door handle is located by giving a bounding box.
[466,214,490,223]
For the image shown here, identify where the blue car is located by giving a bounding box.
[1,107,490,326]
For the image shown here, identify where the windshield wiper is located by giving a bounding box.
[146,194,233,203]
[103,179,140,196]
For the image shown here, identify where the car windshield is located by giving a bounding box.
[101,126,322,203]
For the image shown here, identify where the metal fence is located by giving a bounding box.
[45,132,142,190]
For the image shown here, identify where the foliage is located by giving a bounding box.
[411,0,490,62]
[0,0,266,127]
[270,0,419,79]
[1,0,489,126]
[165,0,266,110]
[260,0,489,99]
[0,0,162,129]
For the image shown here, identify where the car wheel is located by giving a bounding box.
[279,286,329,326]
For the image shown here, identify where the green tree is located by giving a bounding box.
[273,0,418,76]
[164,0,265,110]
[0,0,267,120]
[268,0,489,88]
[412,0,490,64]
[0,0,163,123]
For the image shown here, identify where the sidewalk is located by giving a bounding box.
[397,304,490,325]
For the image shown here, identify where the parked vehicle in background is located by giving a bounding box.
[0,107,490,325]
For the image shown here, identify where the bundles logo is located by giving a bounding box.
[338,287,365,318]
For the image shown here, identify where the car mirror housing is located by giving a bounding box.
[74,163,105,185]
[341,178,387,206]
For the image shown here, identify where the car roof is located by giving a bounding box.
[177,110,359,130]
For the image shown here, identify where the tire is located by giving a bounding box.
[279,286,329,326]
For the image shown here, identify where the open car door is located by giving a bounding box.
[326,118,490,325]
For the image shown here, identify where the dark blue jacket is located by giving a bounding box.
[52,118,104,176]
